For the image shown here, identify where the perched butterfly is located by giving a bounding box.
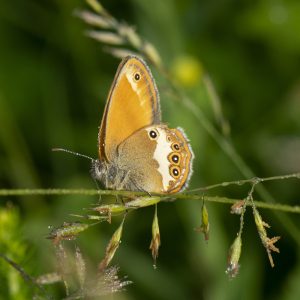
[92,56,193,194]
[55,56,193,194]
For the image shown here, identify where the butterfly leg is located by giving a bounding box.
[129,178,152,196]
[117,170,131,190]
[92,178,103,203]
[116,170,132,205]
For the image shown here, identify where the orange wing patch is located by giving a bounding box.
[98,56,161,162]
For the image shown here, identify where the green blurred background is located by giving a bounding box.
[1,0,300,299]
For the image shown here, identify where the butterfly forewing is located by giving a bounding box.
[98,56,161,162]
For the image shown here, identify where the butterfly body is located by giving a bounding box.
[93,56,194,194]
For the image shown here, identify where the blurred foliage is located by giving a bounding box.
[0,205,31,299]
[0,0,300,299]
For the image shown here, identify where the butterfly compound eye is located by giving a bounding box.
[149,130,158,139]
[134,72,141,81]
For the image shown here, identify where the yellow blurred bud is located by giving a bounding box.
[171,55,204,87]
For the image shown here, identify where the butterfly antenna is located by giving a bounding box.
[52,148,95,162]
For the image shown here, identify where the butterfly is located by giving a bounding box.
[91,56,193,194]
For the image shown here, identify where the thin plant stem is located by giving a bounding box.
[0,189,299,214]
[189,172,300,192]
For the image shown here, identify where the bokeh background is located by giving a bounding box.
[1,0,300,299]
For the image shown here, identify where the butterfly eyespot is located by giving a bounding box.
[168,153,180,165]
[172,154,180,164]
[170,166,180,179]
[171,143,180,151]
[149,129,158,139]
[166,135,172,142]
[134,72,141,81]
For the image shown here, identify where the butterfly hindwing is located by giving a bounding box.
[116,125,194,194]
